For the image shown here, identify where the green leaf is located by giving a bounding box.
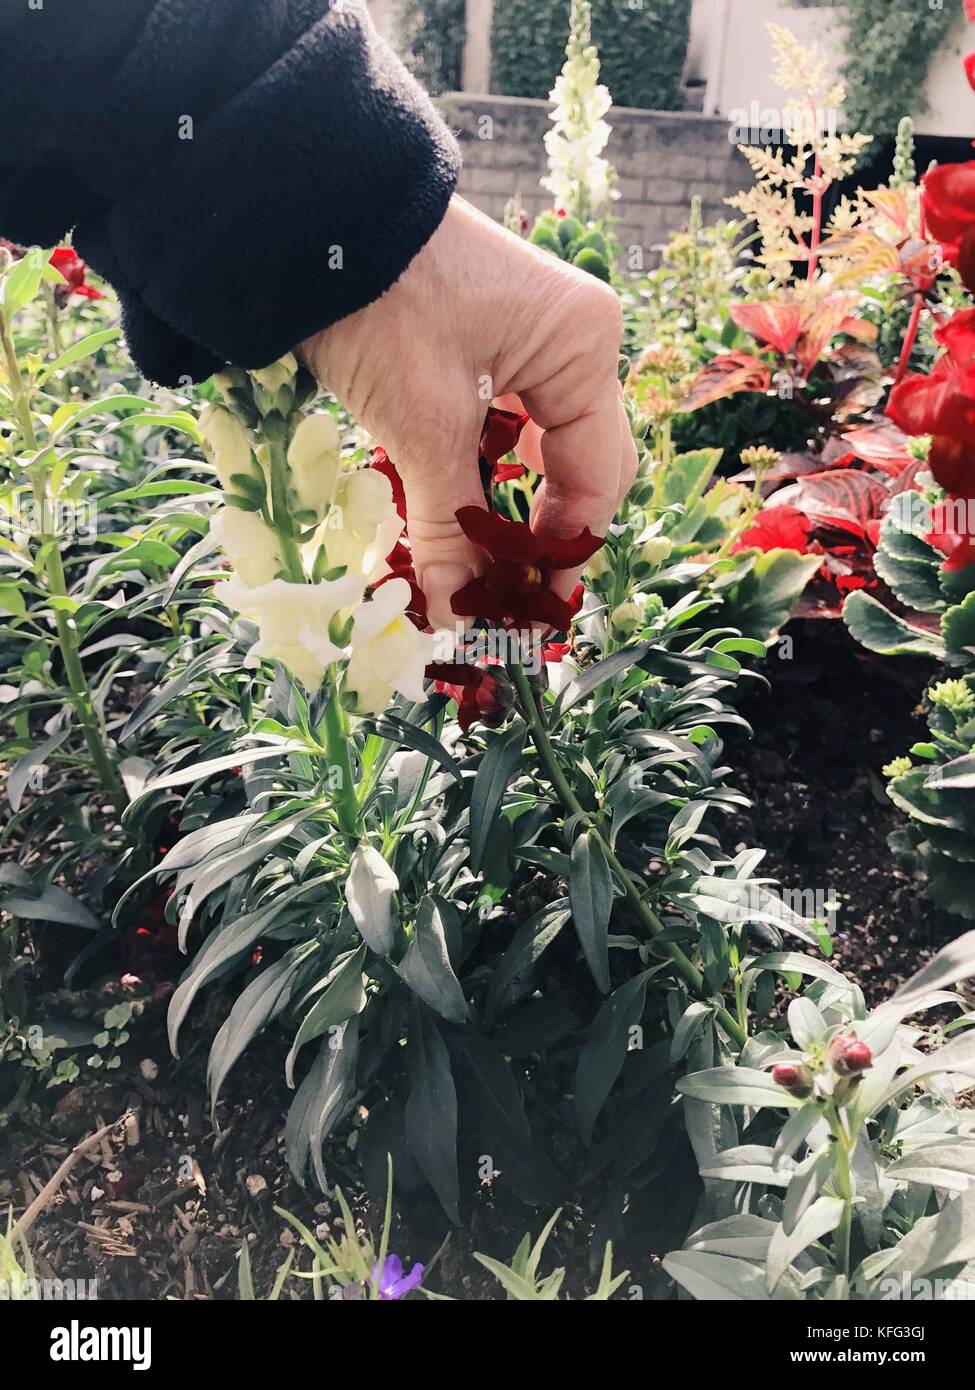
[0,583,26,618]
[843,590,944,658]
[943,591,975,659]
[569,831,613,994]
[285,944,368,1087]
[396,896,468,1024]
[345,844,398,955]
[890,929,975,1008]
[484,898,570,1020]
[677,1066,802,1108]
[362,714,462,785]
[574,970,653,1143]
[766,1196,844,1293]
[285,1020,359,1189]
[36,327,121,383]
[720,550,822,641]
[2,248,47,314]
[0,882,97,930]
[553,643,651,717]
[885,1140,975,1192]
[405,1001,460,1223]
[469,723,525,874]
[207,948,307,1114]
[662,1250,771,1301]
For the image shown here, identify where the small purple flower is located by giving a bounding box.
[372,1254,424,1300]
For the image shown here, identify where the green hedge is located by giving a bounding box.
[397,0,467,95]
[399,0,691,110]
[493,0,691,109]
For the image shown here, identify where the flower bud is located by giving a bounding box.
[828,1035,872,1075]
[200,404,253,493]
[287,413,341,519]
[638,536,673,568]
[610,600,643,639]
[250,353,297,396]
[210,508,282,589]
[585,549,613,582]
[772,1061,814,1098]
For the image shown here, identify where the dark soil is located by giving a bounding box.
[727,619,962,1003]
[2,621,968,1301]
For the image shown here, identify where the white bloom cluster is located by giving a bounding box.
[540,0,615,222]
[200,357,435,713]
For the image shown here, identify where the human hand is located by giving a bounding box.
[300,195,637,628]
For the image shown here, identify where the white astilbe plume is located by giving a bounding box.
[541,0,616,222]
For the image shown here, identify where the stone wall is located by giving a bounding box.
[439,92,751,266]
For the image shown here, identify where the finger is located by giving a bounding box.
[523,387,623,601]
[397,431,486,630]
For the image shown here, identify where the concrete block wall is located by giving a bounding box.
[439,93,752,265]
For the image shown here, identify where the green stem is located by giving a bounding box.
[509,661,746,1047]
[2,312,124,810]
[828,1105,854,1281]
[322,670,359,841]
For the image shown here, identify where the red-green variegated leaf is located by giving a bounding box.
[795,293,860,377]
[780,470,890,528]
[863,187,912,235]
[730,301,803,356]
[841,421,914,478]
[678,352,772,412]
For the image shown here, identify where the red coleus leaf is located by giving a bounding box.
[452,506,603,629]
[795,292,860,377]
[734,505,812,553]
[677,352,772,412]
[730,301,803,356]
[840,420,914,477]
[777,470,890,528]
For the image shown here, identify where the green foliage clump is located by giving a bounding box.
[839,0,962,138]
[397,0,466,95]
[492,0,691,110]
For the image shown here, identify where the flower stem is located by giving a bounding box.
[827,1104,854,1281]
[2,311,124,811]
[322,671,359,840]
[508,660,746,1047]
[894,295,924,386]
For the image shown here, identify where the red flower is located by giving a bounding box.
[886,309,975,474]
[480,407,529,484]
[922,162,975,295]
[542,640,571,663]
[927,496,975,571]
[828,1035,873,1075]
[966,50,975,93]
[371,447,407,521]
[451,506,603,630]
[733,505,812,554]
[49,246,103,303]
[427,661,508,732]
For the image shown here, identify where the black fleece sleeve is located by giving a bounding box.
[0,0,459,384]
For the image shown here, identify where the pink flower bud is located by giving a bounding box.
[828,1035,873,1075]
[772,1061,814,1097]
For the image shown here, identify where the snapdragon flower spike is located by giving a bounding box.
[452,506,603,630]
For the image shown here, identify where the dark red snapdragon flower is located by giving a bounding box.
[427,660,509,732]
[887,309,975,496]
[927,497,975,571]
[451,506,603,630]
[922,162,975,297]
[371,447,407,521]
[480,406,529,483]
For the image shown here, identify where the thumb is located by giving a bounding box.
[396,430,486,630]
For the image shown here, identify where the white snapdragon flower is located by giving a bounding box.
[309,467,404,584]
[216,572,366,691]
[199,404,252,492]
[210,507,282,588]
[540,0,615,221]
[287,413,341,519]
[344,578,436,715]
